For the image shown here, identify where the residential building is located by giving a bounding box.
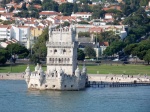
[71,12,92,20]
[0,25,11,40]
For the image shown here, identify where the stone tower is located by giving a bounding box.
[46,25,78,75]
[24,25,87,90]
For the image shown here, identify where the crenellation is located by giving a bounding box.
[25,25,87,90]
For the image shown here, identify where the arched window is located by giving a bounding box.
[63,49,66,54]
[55,58,57,63]
[59,58,61,63]
[52,58,54,63]
[54,49,57,54]
[68,58,70,63]
[49,58,51,63]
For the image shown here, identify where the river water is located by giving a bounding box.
[0,80,150,112]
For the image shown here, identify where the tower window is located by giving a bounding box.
[64,85,66,88]
[54,49,57,54]
[53,85,55,88]
[71,85,73,87]
[63,49,66,54]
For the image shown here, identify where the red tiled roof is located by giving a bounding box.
[99,42,109,46]
[39,11,62,16]
[89,27,103,33]
[75,12,92,15]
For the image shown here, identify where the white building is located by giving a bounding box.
[11,26,31,49]
[24,25,87,90]
[71,12,92,20]
[67,0,76,3]
[0,25,11,40]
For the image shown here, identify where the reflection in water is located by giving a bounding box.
[0,80,150,112]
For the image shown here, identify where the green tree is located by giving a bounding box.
[42,1,59,12]
[103,41,125,56]
[59,3,74,16]
[0,48,9,64]
[21,3,27,10]
[6,43,29,59]
[31,27,48,63]
[140,0,149,6]
[77,49,85,61]
[78,32,90,37]
[144,50,150,64]
[78,21,89,24]
[9,6,15,12]
[84,46,96,58]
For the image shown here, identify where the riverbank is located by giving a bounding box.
[88,74,150,83]
[0,73,24,80]
[0,73,150,83]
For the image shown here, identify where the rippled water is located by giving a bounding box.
[0,80,150,112]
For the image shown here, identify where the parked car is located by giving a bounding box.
[112,58,119,61]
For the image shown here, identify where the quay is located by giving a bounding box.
[87,74,150,88]
[0,73,150,88]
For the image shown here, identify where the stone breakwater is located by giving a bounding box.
[0,73,150,83]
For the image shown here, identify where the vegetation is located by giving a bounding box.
[78,32,90,37]
[0,48,9,64]
[6,43,29,59]
[30,27,48,64]
[77,49,85,61]
[0,64,150,75]
[84,46,96,58]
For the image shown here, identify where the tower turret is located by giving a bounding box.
[35,63,40,72]
[75,66,80,77]
[25,65,31,84]
[38,65,44,86]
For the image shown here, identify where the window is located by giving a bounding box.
[71,85,73,87]
[45,85,48,88]
[53,85,55,88]
[64,85,66,88]
[54,49,57,54]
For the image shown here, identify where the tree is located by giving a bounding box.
[78,32,90,37]
[21,3,27,10]
[59,3,74,16]
[42,1,59,12]
[78,21,89,24]
[84,46,96,58]
[31,27,48,63]
[144,50,150,64]
[103,41,125,56]
[6,43,29,59]
[77,49,85,61]
[140,0,149,6]
[0,48,9,64]
[9,6,15,12]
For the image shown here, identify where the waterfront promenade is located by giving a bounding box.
[0,73,150,83]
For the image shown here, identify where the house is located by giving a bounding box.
[0,13,14,20]
[39,11,62,18]
[71,12,92,20]
[89,27,103,33]
[99,42,109,55]
[0,8,6,14]
[31,26,44,38]
[105,13,114,19]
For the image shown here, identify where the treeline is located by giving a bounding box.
[0,43,29,64]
